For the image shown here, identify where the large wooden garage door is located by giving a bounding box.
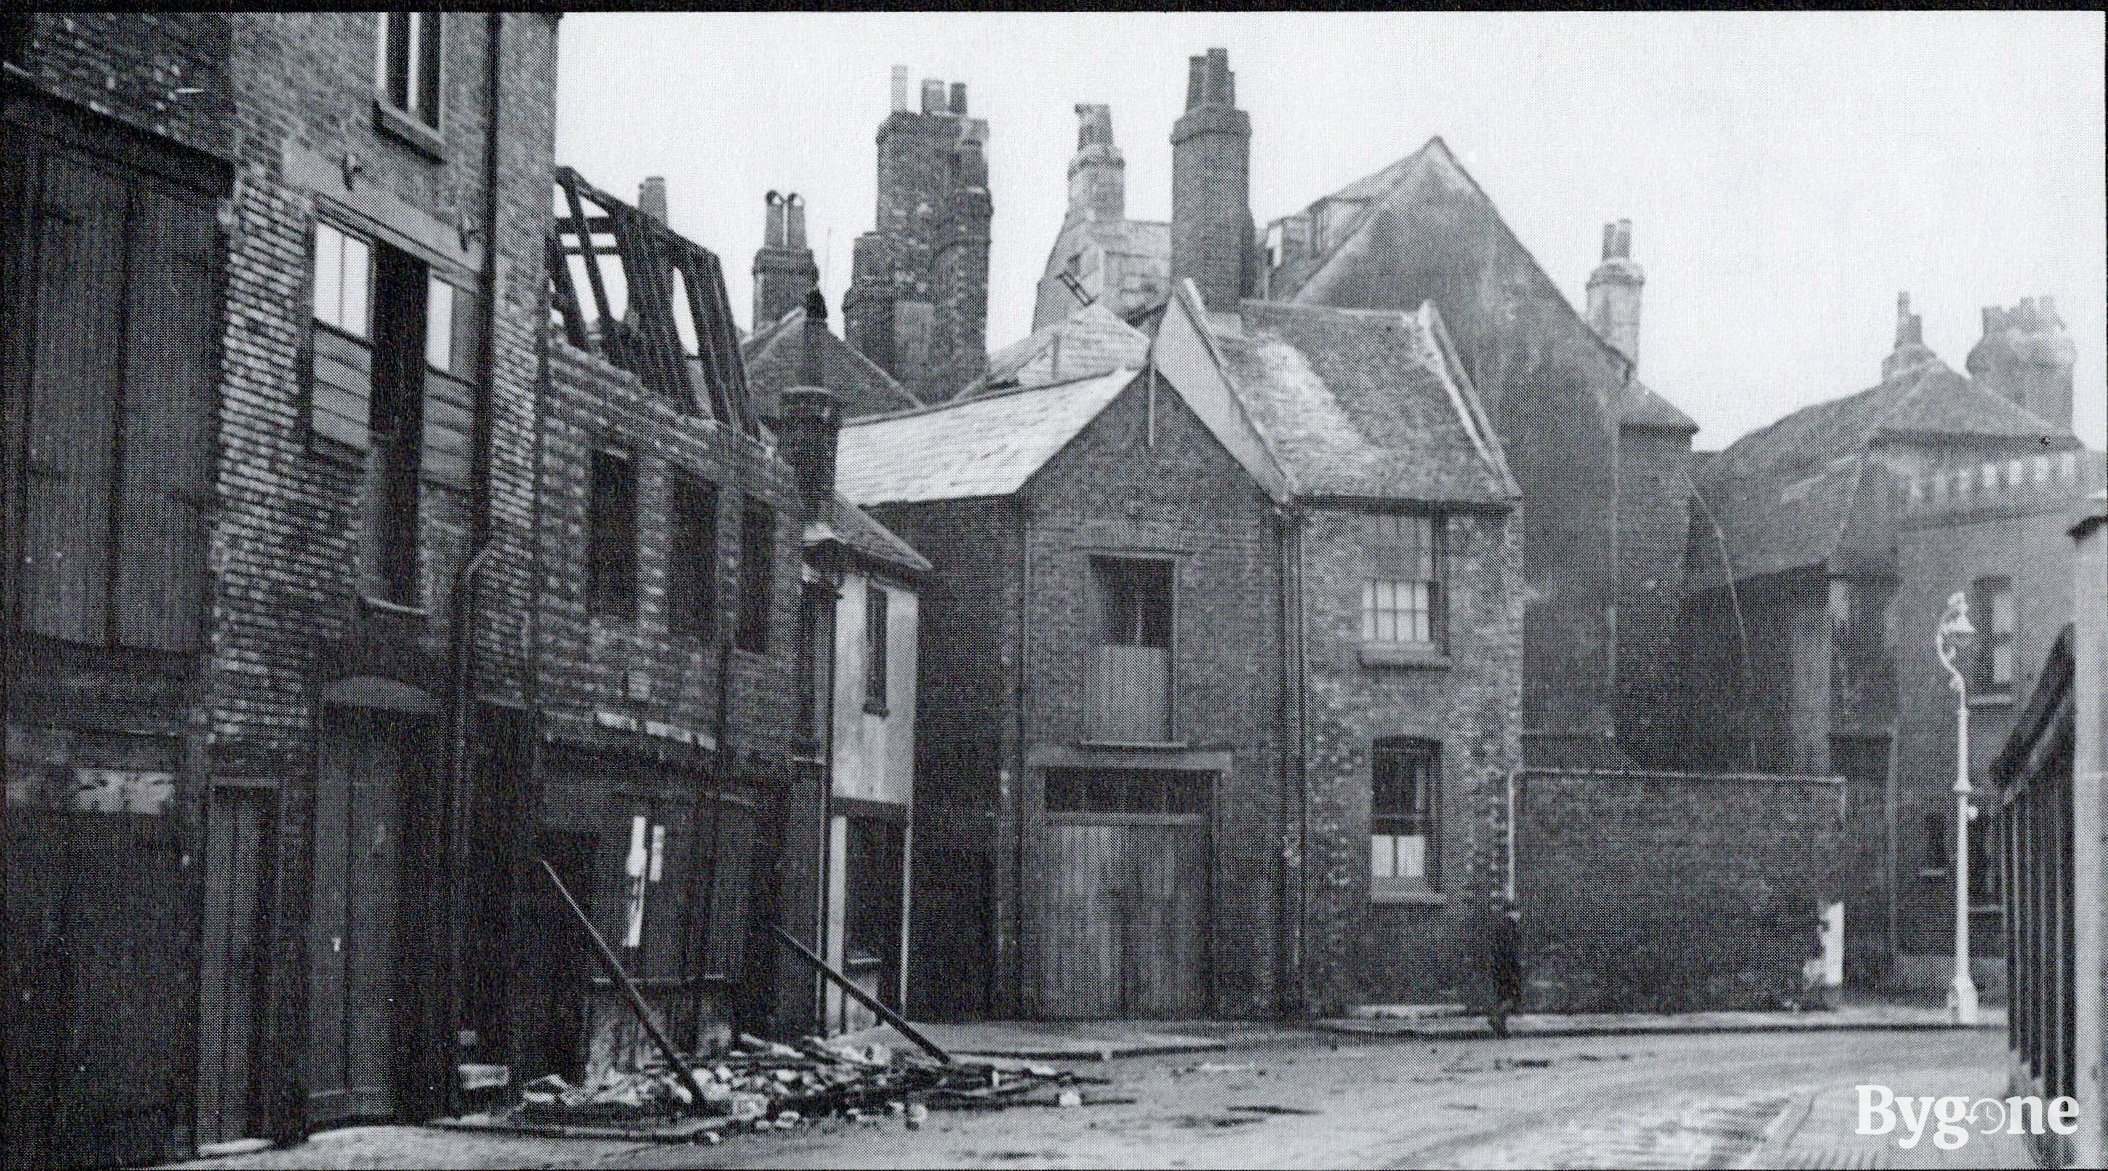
[1030,769,1210,1019]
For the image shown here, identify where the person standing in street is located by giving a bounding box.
[1487,895,1524,1038]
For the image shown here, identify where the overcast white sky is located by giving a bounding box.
[552,11,2105,450]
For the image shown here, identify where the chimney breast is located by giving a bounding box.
[1171,47,1255,312]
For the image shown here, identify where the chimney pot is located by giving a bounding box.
[637,176,668,225]
[921,79,944,114]
[890,66,908,112]
[1186,55,1206,109]
[949,82,967,115]
[785,194,807,251]
[764,190,785,248]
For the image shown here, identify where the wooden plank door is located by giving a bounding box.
[18,150,126,643]
[1032,823,1123,1019]
[1121,823,1209,1018]
[308,712,406,1125]
[197,785,270,1146]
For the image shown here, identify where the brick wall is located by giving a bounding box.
[1616,424,1694,765]
[1516,769,1844,1012]
[1022,376,1287,1017]
[864,102,989,400]
[5,12,235,159]
[1298,506,1523,1013]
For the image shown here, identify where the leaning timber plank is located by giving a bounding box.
[768,923,954,1064]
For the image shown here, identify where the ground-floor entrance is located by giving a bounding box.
[1026,767,1211,1019]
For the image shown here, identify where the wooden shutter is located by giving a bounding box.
[20,152,127,643]
[114,180,217,650]
[312,327,372,451]
[419,282,478,488]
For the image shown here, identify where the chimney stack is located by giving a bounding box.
[1882,291,1935,382]
[1967,295,2077,429]
[1171,47,1255,312]
[921,78,945,114]
[949,82,968,115]
[637,176,668,225]
[777,289,841,515]
[1585,218,1644,368]
[752,191,819,331]
[1067,104,1125,223]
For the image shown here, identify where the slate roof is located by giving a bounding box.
[966,302,1150,398]
[741,307,923,420]
[1202,297,1517,504]
[807,492,932,575]
[837,368,1137,505]
[1617,379,1699,432]
[1689,353,2078,589]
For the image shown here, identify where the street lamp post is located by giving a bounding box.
[1934,590,1980,1026]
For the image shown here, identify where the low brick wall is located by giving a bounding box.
[1515,769,1845,1012]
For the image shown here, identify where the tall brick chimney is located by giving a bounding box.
[1882,291,1935,382]
[776,288,841,514]
[753,190,820,331]
[1586,219,1643,368]
[1068,103,1124,223]
[1171,48,1255,313]
[1967,296,2076,429]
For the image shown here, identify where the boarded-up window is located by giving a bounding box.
[1371,737,1440,895]
[736,499,774,652]
[419,273,476,488]
[586,449,638,619]
[9,124,219,652]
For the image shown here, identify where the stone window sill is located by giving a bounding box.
[1358,643,1451,670]
[374,98,446,161]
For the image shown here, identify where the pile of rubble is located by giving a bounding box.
[507,1035,1109,1134]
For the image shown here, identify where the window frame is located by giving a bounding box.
[1360,513,1448,661]
[585,448,640,620]
[1971,575,2015,695]
[374,12,445,156]
[864,581,891,716]
[1370,737,1442,900]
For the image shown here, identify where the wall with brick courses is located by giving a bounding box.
[5,13,234,159]
[1890,453,2103,956]
[1516,769,1845,1012]
[864,496,1023,1019]
[862,106,989,400]
[1616,424,1695,766]
[1298,506,1524,1014]
[1022,376,1287,1018]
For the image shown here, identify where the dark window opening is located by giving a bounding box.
[586,450,638,618]
[363,245,426,605]
[797,586,828,749]
[736,500,775,653]
[666,473,718,635]
[1921,810,1949,877]
[1972,576,2015,693]
[378,12,442,129]
[1044,769,1208,817]
[1094,557,1172,648]
[1372,737,1440,894]
[864,584,890,714]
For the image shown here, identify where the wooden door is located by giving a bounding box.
[308,712,409,1125]
[1030,770,1209,1019]
[197,785,270,1147]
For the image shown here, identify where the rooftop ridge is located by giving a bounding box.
[843,365,1137,428]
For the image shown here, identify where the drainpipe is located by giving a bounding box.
[1287,505,1312,1017]
[442,11,505,1117]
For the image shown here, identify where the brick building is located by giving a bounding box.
[841,67,990,404]
[1021,48,1700,768]
[1677,292,2100,985]
[5,11,558,1161]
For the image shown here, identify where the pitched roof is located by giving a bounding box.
[807,492,932,575]
[967,302,1151,398]
[740,307,923,420]
[1190,293,1517,504]
[837,368,1137,505]
[1617,379,1699,432]
[1689,353,2079,588]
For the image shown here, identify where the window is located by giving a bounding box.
[424,275,455,372]
[1096,558,1173,649]
[1920,810,1949,878]
[586,450,638,618]
[797,586,828,748]
[1973,577,2015,693]
[1371,738,1440,896]
[665,473,717,635]
[736,499,775,652]
[313,222,372,339]
[376,12,442,130]
[1088,557,1174,743]
[1044,769,1208,817]
[361,245,427,605]
[1362,514,1444,647]
[864,583,891,714]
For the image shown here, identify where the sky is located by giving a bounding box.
[552,11,2105,451]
